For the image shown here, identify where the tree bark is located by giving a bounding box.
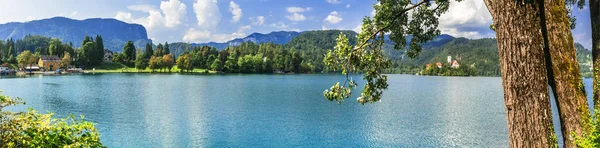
[542,0,590,147]
[591,0,600,110]
[484,0,556,147]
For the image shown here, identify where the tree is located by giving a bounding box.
[162,54,174,73]
[82,42,96,66]
[164,42,170,55]
[135,53,147,72]
[0,93,103,147]
[17,50,36,70]
[94,35,105,64]
[176,52,193,72]
[82,35,91,47]
[211,59,223,71]
[589,0,600,112]
[144,43,153,59]
[155,43,164,57]
[225,51,237,72]
[122,41,136,62]
[148,56,161,72]
[485,0,555,147]
[60,52,72,69]
[48,39,64,56]
[539,0,590,145]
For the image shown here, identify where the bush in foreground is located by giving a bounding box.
[0,92,104,147]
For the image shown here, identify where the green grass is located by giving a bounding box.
[88,62,216,74]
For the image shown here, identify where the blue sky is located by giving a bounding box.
[0,0,592,49]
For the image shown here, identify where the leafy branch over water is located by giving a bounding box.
[323,0,452,104]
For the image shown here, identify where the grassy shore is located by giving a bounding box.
[87,62,217,74]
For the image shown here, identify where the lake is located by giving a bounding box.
[0,74,591,147]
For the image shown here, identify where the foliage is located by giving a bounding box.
[155,44,164,57]
[149,56,162,72]
[134,52,148,71]
[0,39,16,63]
[322,0,468,104]
[143,43,153,59]
[0,92,104,147]
[14,35,52,54]
[16,50,38,69]
[574,109,600,148]
[163,42,170,55]
[162,54,174,72]
[176,52,193,72]
[122,41,136,63]
[210,59,223,71]
[81,42,97,66]
[324,33,390,104]
[60,52,72,69]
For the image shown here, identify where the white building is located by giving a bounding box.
[447,56,452,63]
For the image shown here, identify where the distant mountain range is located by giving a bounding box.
[188,31,300,50]
[0,17,151,51]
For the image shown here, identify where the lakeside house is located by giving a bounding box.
[104,49,113,62]
[451,60,460,68]
[435,62,442,68]
[38,55,61,71]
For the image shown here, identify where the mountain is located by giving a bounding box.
[0,17,151,52]
[190,31,300,50]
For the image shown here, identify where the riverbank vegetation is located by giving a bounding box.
[1,31,592,77]
[0,92,103,147]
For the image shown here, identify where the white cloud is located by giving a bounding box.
[70,11,78,17]
[438,0,494,38]
[115,11,133,23]
[136,10,166,30]
[324,11,342,24]
[212,25,251,42]
[285,7,311,21]
[326,0,341,4]
[287,13,306,21]
[346,4,350,8]
[270,22,288,29]
[160,0,187,28]
[286,7,311,13]
[229,1,242,22]
[352,24,362,33]
[114,0,190,44]
[127,4,157,12]
[193,0,221,28]
[250,16,265,25]
[26,16,35,21]
[184,25,251,43]
[183,28,212,42]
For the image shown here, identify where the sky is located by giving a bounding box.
[0,0,592,49]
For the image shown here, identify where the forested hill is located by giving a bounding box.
[191,31,300,50]
[0,17,151,52]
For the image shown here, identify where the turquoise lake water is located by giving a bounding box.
[0,74,591,147]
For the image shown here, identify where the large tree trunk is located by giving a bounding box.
[543,0,590,147]
[591,0,600,109]
[484,0,556,147]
